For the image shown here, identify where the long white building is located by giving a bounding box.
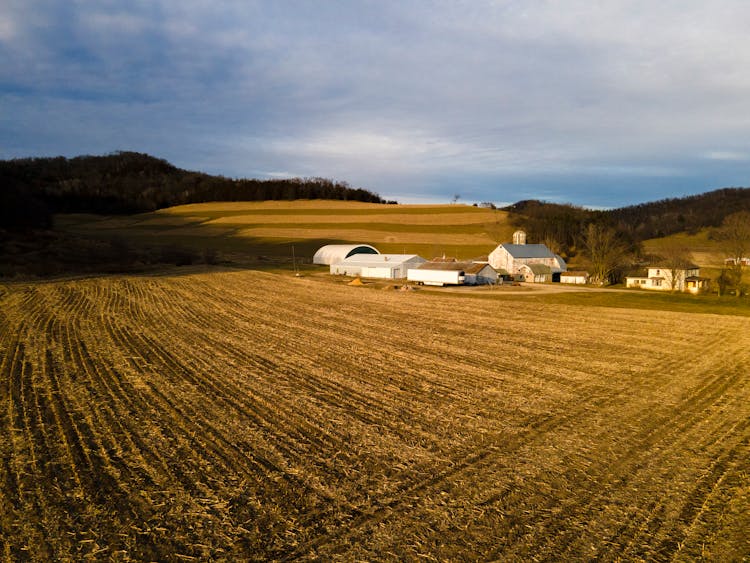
[330,254,426,279]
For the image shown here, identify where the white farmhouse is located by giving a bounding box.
[488,230,566,281]
[626,265,710,293]
[330,254,426,279]
[313,244,379,265]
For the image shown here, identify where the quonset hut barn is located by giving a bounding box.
[313,244,380,265]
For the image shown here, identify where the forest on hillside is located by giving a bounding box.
[0,152,388,231]
[504,187,750,259]
[2,151,749,285]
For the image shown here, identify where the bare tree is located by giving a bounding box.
[657,243,694,292]
[581,223,628,285]
[542,235,563,257]
[715,211,750,296]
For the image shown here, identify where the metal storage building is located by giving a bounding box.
[330,254,426,279]
[313,244,379,265]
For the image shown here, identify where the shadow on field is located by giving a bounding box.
[1,210,346,280]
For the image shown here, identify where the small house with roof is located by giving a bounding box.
[488,230,566,281]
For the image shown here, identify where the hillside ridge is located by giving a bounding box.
[1,151,387,231]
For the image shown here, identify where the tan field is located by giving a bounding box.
[1,269,748,560]
[58,201,515,261]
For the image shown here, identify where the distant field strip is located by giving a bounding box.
[57,201,514,259]
[204,211,504,225]
[236,227,499,246]
[1,271,748,560]
[162,200,499,215]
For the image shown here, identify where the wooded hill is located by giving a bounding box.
[3,150,748,249]
[1,152,387,231]
[504,187,750,257]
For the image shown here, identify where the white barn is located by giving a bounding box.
[313,244,379,265]
[488,231,566,281]
[331,254,426,279]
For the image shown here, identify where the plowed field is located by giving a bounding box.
[1,270,749,561]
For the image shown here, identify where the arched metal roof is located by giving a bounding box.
[313,244,380,265]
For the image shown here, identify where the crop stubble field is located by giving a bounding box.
[1,270,749,561]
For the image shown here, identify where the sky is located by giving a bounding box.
[2,1,750,208]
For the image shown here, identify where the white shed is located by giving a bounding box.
[464,263,498,285]
[560,271,589,284]
[313,244,380,265]
[518,263,552,283]
[331,254,426,279]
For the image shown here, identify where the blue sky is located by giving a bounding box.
[2,1,750,208]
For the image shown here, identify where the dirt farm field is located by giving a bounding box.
[1,270,749,561]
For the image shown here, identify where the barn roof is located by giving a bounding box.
[313,244,379,265]
[498,244,556,259]
[463,262,496,275]
[651,263,700,270]
[522,263,552,275]
[339,254,425,266]
[416,260,470,271]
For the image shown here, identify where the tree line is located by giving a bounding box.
[504,190,750,289]
[1,151,389,231]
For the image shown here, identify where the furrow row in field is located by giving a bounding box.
[21,281,329,555]
[4,271,748,560]
[412,326,746,560]
[0,328,26,558]
[505,343,750,561]
[624,421,750,561]
[94,299,337,524]
[5,340,57,559]
[283,308,747,559]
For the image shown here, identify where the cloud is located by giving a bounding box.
[2,1,750,207]
[704,151,749,162]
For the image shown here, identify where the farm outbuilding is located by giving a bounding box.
[407,261,498,286]
[518,263,552,283]
[330,254,426,279]
[488,231,567,280]
[464,263,498,285]
[313,244,380,265]
[560,271,589,284]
